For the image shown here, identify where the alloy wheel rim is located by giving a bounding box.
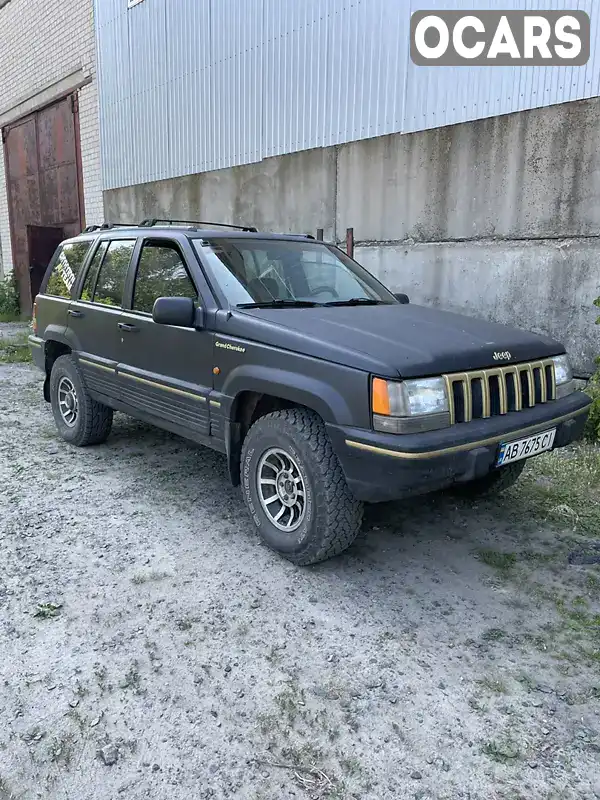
[57,376,79,427]
[257,447,306,532]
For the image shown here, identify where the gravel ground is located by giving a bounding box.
[1,360,599,800]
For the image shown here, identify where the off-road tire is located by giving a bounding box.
[454,461,526,499]
[50,354,113,446]
[241,408,363,565]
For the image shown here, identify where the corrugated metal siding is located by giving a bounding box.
[96,0,600,190]
[403,0,600,132]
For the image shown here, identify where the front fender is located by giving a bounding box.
[221,364,356,425]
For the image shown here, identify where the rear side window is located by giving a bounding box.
[133,242,197,314]
[44,242,92,298]
[80,241,109,301]
[92,240,135,307]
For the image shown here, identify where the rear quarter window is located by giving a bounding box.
[43,241,92,299]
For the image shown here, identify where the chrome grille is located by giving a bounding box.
[443,359,556,425]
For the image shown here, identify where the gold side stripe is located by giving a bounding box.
[79,358,115,373]
[345,405,588,461]
[120,371,207,401]
[209,400,221,407]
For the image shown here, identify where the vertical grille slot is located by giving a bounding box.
[519,367,534,408]
[471,377,484,419]
[452,380,466,423]
[444,358,555,425]
[504,369,519,412]
[488,375,501,416]
[533,366,543,404]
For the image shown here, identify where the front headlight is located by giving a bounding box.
[552,354,575,398]
[372,377,450,433]
[552,354,572,385]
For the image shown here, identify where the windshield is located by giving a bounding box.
[193,239,397,307]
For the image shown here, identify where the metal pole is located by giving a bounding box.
[346,227,354,258]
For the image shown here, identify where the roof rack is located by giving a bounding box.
[83,223,135,233]
[139,218,258,233]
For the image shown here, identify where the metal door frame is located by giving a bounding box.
[2,91,85,313]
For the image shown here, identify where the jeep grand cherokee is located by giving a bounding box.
[29,220,591,565]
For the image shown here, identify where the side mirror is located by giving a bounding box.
[152,296,199,328]
[394,292,410,304]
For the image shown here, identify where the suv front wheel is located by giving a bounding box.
[50,355,113,446]
[241,408,363,565]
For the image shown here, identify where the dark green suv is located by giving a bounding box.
[29,220,591,564]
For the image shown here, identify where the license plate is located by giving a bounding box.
[496,428,556,467]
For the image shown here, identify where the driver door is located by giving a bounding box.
[117,238,214,441]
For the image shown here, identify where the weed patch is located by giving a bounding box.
[477,549,517,572]
[0,276,20,322]
[0,336,31,364]
[510,446,600,536]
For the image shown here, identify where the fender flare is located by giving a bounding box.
[223,364,354,426]
[42,325,73,355]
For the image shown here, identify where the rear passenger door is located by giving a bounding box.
[37,239,93,339]
[117,239,214,440]
[68,239,135,404]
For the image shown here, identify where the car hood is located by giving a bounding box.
[229,304,563,377]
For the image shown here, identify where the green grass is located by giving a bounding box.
[0,311,21,323]
[481,627,506,642]
[0,335,32,363]
[482,738,521,763]
[510,445,600,536]
[477,548,517,572]
[477,675,508,694]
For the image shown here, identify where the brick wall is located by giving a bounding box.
[0,0,102,278]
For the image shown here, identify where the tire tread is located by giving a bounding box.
[51,355,113,446]
[242,408,363,565]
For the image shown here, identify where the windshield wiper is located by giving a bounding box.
[236,299,323,309]
[323,297,385,306]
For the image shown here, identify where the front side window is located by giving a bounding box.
[44,241,92,299]
[93,240,135,307]
[133,242,197,314]
[194,239,397,307]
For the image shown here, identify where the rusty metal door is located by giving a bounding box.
[2,94,84,314]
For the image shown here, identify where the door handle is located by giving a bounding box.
[118,322,139,332]
[68,309,83,318]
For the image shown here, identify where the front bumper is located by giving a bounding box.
[327,391,591,503]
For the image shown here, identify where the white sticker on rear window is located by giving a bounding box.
[57,251,77,292]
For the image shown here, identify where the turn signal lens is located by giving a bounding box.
[32,302,38,335]
[372,377,390,415]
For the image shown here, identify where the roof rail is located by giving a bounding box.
[83,223,135,233]
[139,218,258,233]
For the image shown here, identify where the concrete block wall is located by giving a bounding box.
[0,0,102,279]
[104,98,600,375]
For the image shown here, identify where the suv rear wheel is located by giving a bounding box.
[241,408,363,565]
[50,355,113,446]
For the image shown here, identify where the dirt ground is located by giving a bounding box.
[1,357,599,800]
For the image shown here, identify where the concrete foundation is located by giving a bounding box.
[105,98,600,375]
